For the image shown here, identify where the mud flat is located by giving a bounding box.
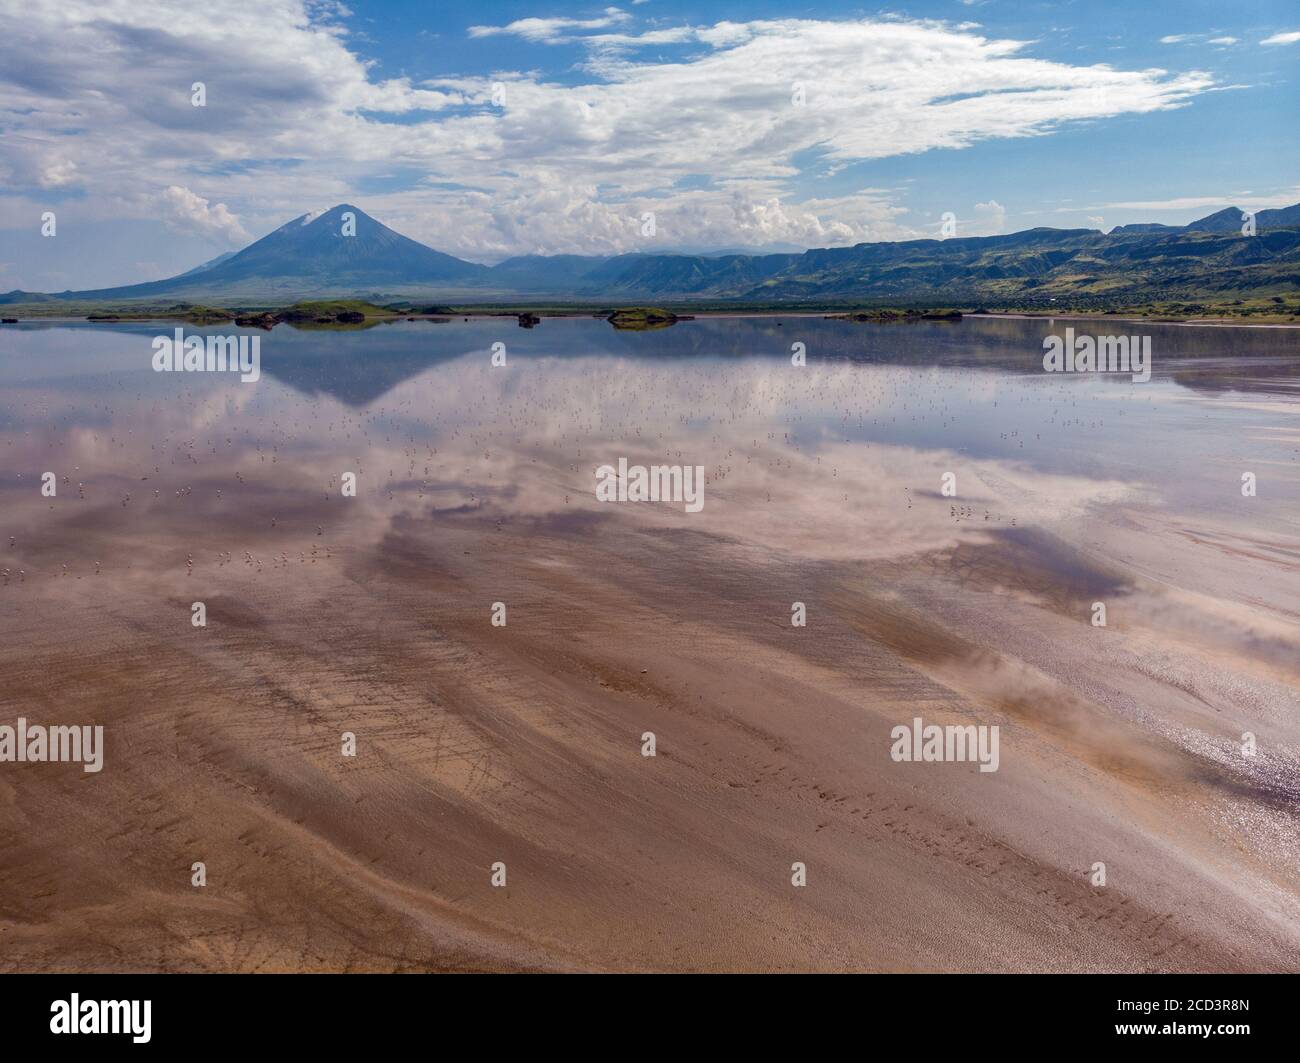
[0,318,1297,971]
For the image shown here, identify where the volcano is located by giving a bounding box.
[38,204,488,302]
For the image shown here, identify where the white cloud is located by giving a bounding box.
[1159,32,1240,47]
[0,2,1218,261]
[159,186,251,246]
[972,199,1007,235]
[40,159,78,189]
[469,9,632,43]
[1096,187,1300,212]
[1260,31,1300,46]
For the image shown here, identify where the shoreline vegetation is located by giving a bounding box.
[829,308,963,322]
[1,295,1299,328]
[606,307,690,330]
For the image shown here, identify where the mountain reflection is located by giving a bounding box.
[4,315,1298,410]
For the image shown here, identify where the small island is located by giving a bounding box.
[828,308,963,323]
[217,300,391,329]
[606,307,685,330]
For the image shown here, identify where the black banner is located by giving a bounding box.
[1,973,1291,1050]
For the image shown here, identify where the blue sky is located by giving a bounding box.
[1,0,1297,289]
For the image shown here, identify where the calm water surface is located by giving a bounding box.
[1,315,1296,528]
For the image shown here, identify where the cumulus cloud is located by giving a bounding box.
[0,1,1217,261]
[972,199,1007,235]
[1261,31,1300,46]
[158,186,251,245]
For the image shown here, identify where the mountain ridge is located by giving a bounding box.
[5,201,1300,307]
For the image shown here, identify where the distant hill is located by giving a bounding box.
[1108,223,1180,234]
[3,201,1298,307]
[482,208,1300,303]
[1184,203,1300,233]
[1185,208,1246,233]
[194,204,488,289]
[2,205,488,303]
[486,254,617,289]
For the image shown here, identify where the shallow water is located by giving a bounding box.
[3,315,1296,516]
[0,315,1297,972]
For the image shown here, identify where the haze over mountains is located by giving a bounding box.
[6,202,1300,306]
